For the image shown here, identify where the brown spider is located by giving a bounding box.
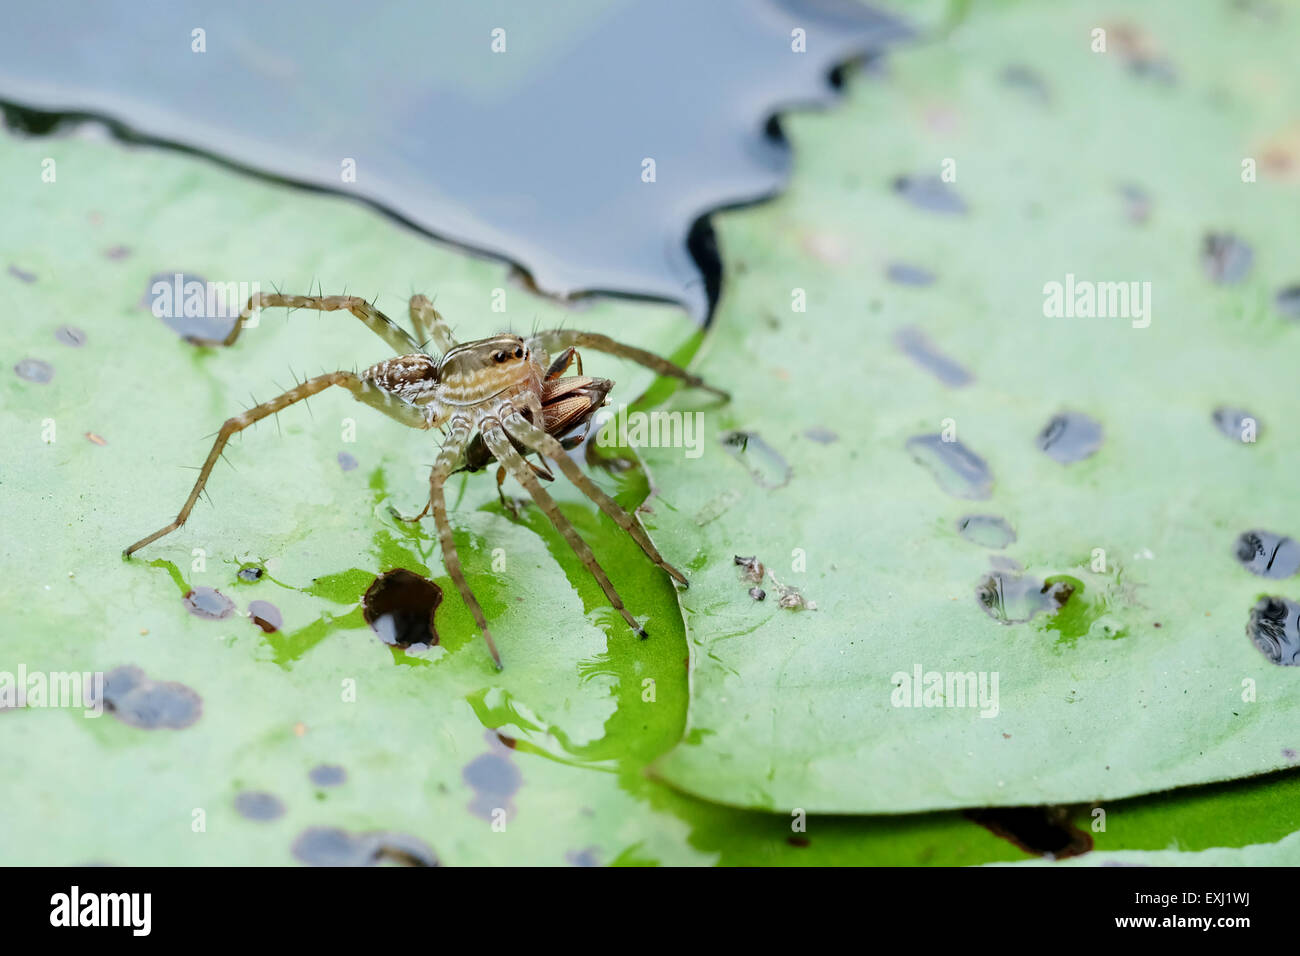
[124,292,728,668]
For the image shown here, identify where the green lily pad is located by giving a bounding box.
[8,0,1300,867]
[0,126,724,864]
[5,117,1044,867]
[648,0,1300,813]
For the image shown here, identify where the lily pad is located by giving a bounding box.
[0,126,719,864]
[647,0,1300,813]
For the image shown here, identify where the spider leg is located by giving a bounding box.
[500,410,688,588]
[427,421,502,669]
[481,421,648,639]
[527,329,728,400]
[212,292,422,354]
[124,371,426,556]
[409,295,458,355]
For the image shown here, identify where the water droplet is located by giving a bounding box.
[291,827,437,867]
[1212,406,1258,441]
[906,435,993,499]
[885,262,936,286]
[720,431,792,489]
[14,358,53,383]
[1118,183,1151,224]
[140,272,240,344]
[566,847,602,866]
[1246,596,1300,665]
[999,65,1050,105]
[976,571,1073,624]
[183,586,235,620]
[309,764,347,787]
[1235,531,1300,579]
[55,325,86,347]
[248,599,283,633]
[234,791,285,821]
[957,515,1016,549]
[463,732,521,822]
[802,427,838,444]
[893,174,967,214]
[1037,412,1103,464]
[894,326,973,386]
[1201,233,1254,284]
[1277,285,1300,320]
[95,665,202,730]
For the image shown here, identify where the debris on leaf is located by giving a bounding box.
[767,570,816,611]
[734,554,764,584]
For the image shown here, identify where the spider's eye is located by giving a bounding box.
[513,347,524,359]
[492,351,507,363]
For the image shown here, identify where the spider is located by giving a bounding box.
[124,292,728,668]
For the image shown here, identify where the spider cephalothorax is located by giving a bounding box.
[124,292,728,668]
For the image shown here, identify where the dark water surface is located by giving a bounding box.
[0,0,908,323]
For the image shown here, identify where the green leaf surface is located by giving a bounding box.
[649,0,1300,813]
[0,128,718,864]
[8,0,1300,866]
[1,120,1035,867]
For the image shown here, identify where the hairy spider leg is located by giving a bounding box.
[501,411,688,588]
[409,294,458,355]
[124,371,427,556]
[482,420,648,639]
[426,419,502,669]
[215,292,423,354]
[527,329,729,400]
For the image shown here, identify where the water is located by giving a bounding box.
[0,0,909,324]
[720,430,793,489]
[183,586,236,620]
[1212,406,1258,442]
[234,791,286,821]
[894,325,973,386]
[1235,530,1300,579]
[97,665,203,730]
[248,599,284,633]
[1201,233,1254,284]
[906,434,993,499]
[976,570,1073,625]
[291,826,438,866]
[957,515,1016,549]
[1036,412,1104,465]
[1246,596,1300,666]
